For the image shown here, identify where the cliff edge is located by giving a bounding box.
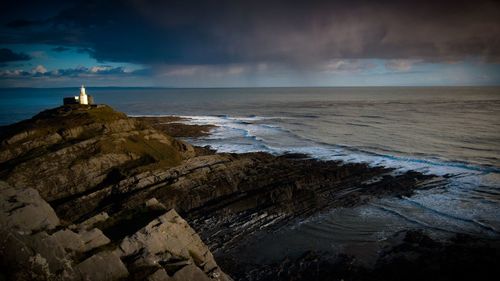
[0,105,439,280]
[0,105,195,202]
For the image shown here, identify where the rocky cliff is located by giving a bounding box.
[0,105,439,280]
[0,181,230,281]
[0,105,194,202]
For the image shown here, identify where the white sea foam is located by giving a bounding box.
[180,114,497,176]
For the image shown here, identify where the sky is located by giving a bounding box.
[1,0,500,87]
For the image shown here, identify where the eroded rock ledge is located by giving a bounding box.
[0,105,441,280]
[0,181,230,281]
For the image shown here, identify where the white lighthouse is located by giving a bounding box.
[79,85,88,105]
[63,85,95,105]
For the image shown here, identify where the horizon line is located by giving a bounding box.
[2,85,500,90]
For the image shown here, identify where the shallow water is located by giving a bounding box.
[1,86,500,262]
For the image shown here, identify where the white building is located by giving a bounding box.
[63,85,94,105]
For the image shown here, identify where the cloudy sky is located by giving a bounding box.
[1,0,500,87]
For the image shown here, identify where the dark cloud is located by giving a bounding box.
[76,48,94,54]
[51,46,71,52]
[1,0,500,67]
[0,48,31,63]
[5,19,40,28]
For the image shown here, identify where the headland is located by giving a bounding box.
[1,104,498,281]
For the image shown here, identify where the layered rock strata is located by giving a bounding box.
[0,181,230,281]
[0,105,441,280]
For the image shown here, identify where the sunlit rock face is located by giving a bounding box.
[0,180,230,281]
[0,105,195,202]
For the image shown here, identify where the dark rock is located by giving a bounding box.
[227,231,500,281]
[133,116,216,138]
[0,105,449,281]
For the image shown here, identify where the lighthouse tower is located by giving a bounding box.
[63,85,94,105]
[79,85,88,105]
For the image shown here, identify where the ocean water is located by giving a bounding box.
[1,86,500,261]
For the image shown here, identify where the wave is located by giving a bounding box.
[402,197,500,234]
[349,150,500,174]
[345,122,373,128]
[369,202,459,234]
[178,114,500,176]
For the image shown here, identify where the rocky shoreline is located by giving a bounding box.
[1,105,498,280]
[132,116,216,138]
[223,229,500,281]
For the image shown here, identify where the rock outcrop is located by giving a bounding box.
[133,116,216,138]
[0,181,230,281]
[0,105,195,202]
[52,151,435,253]
[118,209,231,281]
[0,181,59,233]
[0,105,442,280]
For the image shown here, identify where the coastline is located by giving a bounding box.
[132,115,500,281]
[132,116,217,138]
[0,106,499,280]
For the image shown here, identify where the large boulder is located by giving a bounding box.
[75,251,129,281]
[0,181,119,280]
[0,181,59,233]
[119,209,232,281]
[0,181,70,280]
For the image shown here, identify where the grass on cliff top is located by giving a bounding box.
[1,104,184,173]
[33,105,127,129]
[96,131,183,170]
[33,104,126,125]
[0,105,127,144]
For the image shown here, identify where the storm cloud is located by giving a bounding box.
[1,0,500,68]
[0,48,31,63]
[51,46,71,52]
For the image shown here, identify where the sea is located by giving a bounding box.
[1,86,499,263]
